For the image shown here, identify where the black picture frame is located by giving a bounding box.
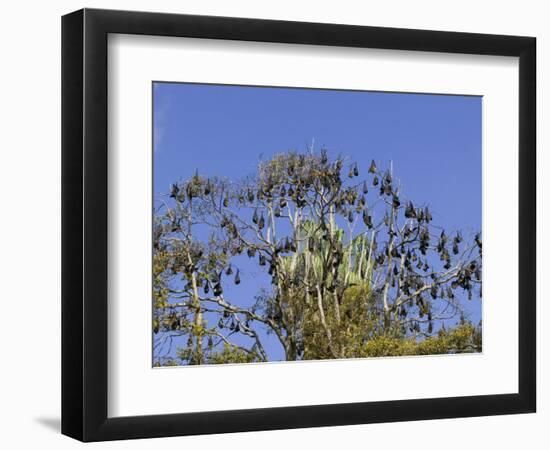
[62,8,536,442]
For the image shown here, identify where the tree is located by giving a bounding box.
[153,150,482,366]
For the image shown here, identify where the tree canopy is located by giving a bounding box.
[153,150,482,366]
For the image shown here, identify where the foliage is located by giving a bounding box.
[359,322,482,357]
[205,344,263,365]
[152,150,482,365]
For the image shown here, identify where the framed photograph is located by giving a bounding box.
[62,8,536,442]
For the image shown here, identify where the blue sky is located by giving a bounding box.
[153,82,482,361]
